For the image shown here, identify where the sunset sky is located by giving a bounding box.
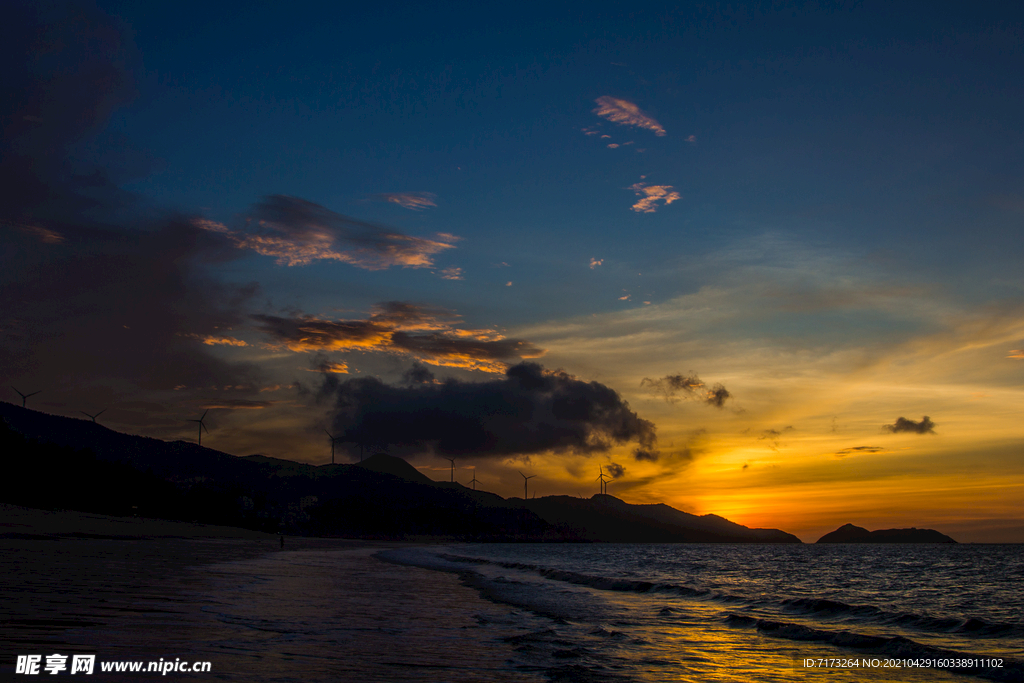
[3,1,1023,542]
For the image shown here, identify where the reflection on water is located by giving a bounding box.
[383,543,1024,683]
[1,539,543,682]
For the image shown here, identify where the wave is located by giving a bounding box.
[436,551,1023,642]
[781,597,1024,639]
[725,614,1024,683]
[436,552,709,597]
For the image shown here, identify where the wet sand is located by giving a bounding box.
[1,505,544,682]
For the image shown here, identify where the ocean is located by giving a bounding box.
[381,543,1024,683]
[2,539,1021,682]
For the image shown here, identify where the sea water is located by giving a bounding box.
[3,539,1021,682]
[381,543,1024,682]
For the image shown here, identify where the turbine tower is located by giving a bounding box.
[11,387,41,408]
[596,466,609,495]
[188,410,210,447]
[446,457,456,483]
[469,472,479,491]
[325,429,339,465]
[519,471,536,500]
[80,408,107,424]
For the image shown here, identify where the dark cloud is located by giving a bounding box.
[835,446,886,456]
[0,4,263,433]
[640,373,732,408]
[402,362,436,385]
[885,416,936,434]
[196,195,458,269]
[605,462,626,479]
[253,302,544,372]
[320,362,659,460]
[1,1,145,229]
[0,218,262,398]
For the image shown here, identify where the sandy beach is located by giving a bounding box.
[1,505,544,682]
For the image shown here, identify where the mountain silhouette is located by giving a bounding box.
[817,523,956,543]
[1,402,799,542]
[356,452,435,484]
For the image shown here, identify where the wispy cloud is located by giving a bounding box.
[685,135,696,143]
[641,373,732,408]
[17,224,65,244]
[759,426,794,451]
[200,399,272,410]
[589,258,603,269]
[439,266,464,280]
[1009,349,1024,359]
[835,446,886,457]
[628,181,680,213]
[593,96,666,136]
[181,333,248,347]
[373,192,437,210]
[253,301,545,373]
[885,416,936,434]
[194,196,458,269]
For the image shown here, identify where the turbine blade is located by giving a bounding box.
[96,408,107,417]
[201,410,209,420]
[202,422,209,433]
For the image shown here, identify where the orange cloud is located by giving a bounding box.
[193,196,458,270]
[629,182,681,213]
[593,96,666,136]
[1008,349,1024,359]
[179,332,248,347]
[200,335,248,347]
[374,192,437,210]
[253,302,545,372]
[590,258,603,269]
[439,266,464,280]
[305,361,349,374]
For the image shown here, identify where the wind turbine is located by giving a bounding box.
[11,387,41,408]
[325,429,339,465]
[596,466,609,495]
[446,457,456,483]
[469,471,479,491]
[80,408,107,424]
[188,410,210,447]
[519,471,536,500]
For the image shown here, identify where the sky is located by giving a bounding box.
[3,0,1023,542]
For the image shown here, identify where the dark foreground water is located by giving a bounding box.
[2,540,1021,682]
[381,543,1024,683]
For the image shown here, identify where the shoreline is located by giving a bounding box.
[1,504,546,682]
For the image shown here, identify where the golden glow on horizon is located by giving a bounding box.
[504,255,1024,542]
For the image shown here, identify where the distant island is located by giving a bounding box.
[0,402,800,543]
[817,523,956,543]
